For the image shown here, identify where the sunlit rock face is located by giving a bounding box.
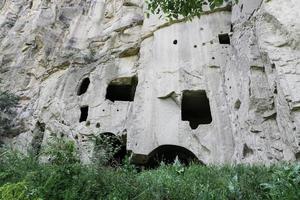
[0,0,299,165]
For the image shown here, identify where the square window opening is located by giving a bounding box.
[218,33,230,45]
[181,90,212,129]
[106,76,138,102]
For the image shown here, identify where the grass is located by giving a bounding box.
[0,140,300,200]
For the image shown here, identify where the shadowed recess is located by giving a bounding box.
[79,106,89,122]
[218,33,230,44]
[77,77,90,96]
[146,145,201,168]
[182,90,212,129]
[106,76,138,102]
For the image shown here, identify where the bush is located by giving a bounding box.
[261,165,300,199]
[0,181,31,200]
[0,139,300,200]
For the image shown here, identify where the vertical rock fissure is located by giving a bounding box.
[79,106,89,122]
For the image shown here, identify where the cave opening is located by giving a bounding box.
[218,33,230,45]
[181,90,212,129]
[79,106,89,122]
[106,76,138,102]
[77,77,90,96]
[146,145,201,168]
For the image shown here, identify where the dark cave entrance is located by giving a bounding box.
[79,106,89,122]
[105,76,138,102]
[181,90,212,129]
[77,77,90,96]
[218,33,231,45]
[146,145,201,168]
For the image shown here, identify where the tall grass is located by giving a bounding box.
[0,140,299,200]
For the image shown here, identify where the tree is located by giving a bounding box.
[146,0,236,20]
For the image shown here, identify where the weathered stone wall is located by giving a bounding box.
[229,0,300,163]
[0,0,299,164]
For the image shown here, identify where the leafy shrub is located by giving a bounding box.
[42,137,79,165]
[1,139,300,200]
[0,181,30,200]
[92,133,126,167]
[261,165,300,199]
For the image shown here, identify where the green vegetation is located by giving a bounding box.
[0,90,20,138]
[0,139,300,200]
[146,0,237,20]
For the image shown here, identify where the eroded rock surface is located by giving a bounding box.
[0,0,299,164]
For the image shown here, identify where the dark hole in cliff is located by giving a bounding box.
[77,77,90,96]
[295,152,300,161]
[29,1,33,9]
[106,76,138,102]
[146,145,201,168]
[234,99,241,110]
[182,90,212,129]
[243,144,254,158]
[218,33,230,45]
[271,63,276,69]
[95,132,127,166]
[173,40,178,45]
[273,85,278,94]
[79,106,89,122]
[96,123,101,128]
[31,121,45,155]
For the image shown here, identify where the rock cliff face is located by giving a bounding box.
[0,0,299,165]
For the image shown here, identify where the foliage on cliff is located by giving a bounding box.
[0,139,300,200]
[146,0,237,19]
[0,91,20,139]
